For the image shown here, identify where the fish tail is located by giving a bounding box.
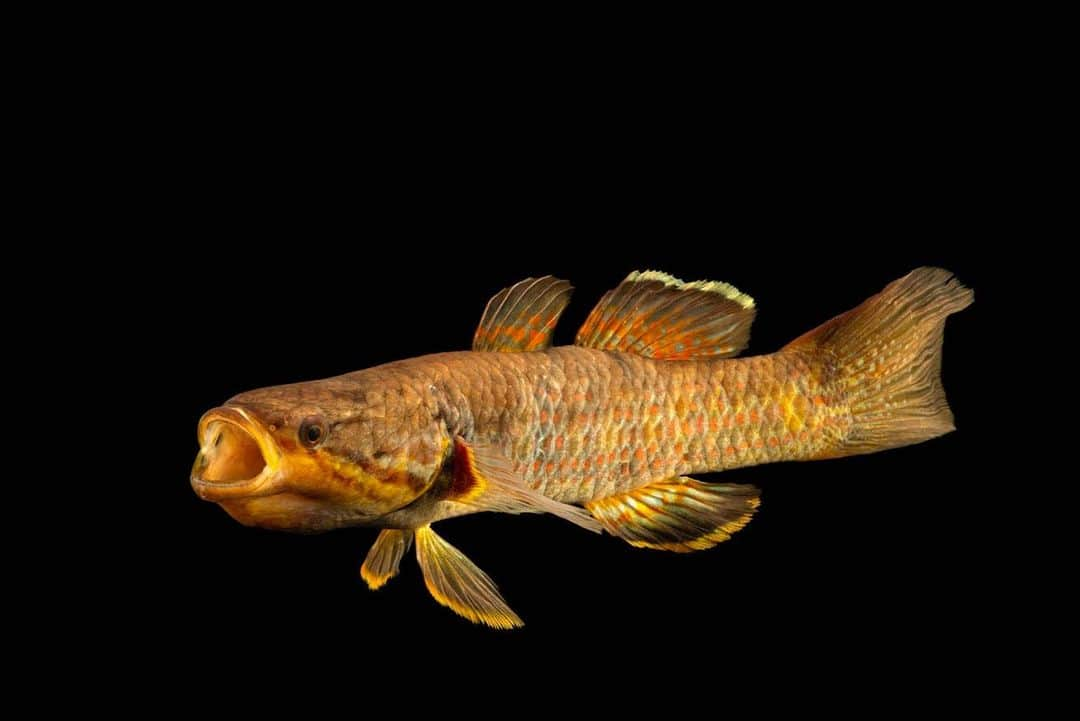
[786,267,973,456]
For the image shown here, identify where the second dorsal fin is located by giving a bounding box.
[473,276,573,352]
[575,270,755,359]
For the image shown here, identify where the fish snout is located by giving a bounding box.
[191,407,281,501]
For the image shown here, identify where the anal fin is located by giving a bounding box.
[586,477,760,552]
[415,525,523,629]
[360,529,414,590]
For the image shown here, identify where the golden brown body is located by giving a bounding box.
[322,346,838,506]
[191,269,971,628]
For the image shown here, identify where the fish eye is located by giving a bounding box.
[299,417,326,448]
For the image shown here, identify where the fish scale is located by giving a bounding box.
[192,268,971,629]
[397,347,839,503]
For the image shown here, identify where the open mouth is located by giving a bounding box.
[191,407,281,500]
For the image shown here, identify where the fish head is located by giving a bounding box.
[191,379,449,532]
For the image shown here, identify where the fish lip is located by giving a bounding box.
[191,406,283,501]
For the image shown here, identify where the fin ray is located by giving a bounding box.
[360,529,414,590]
[473,276,573,352]
[785,267,973,456]
[575,270,755,359]
[586,477,760,552]
[415,525,522,629]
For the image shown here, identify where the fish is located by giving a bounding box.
[192,268,972,628]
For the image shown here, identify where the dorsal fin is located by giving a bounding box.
[473,276,573,352]
[575,270,755,359]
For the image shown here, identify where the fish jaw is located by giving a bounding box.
[190,404,412,531]
[191,406,284,502]
[215,493,368,532]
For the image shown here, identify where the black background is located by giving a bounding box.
[93,68,1005,685]
[20,3,1045,701]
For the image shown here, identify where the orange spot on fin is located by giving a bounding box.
[473,276,573,352]
[574,270,755,359]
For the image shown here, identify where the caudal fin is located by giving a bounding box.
[787,267,973,456]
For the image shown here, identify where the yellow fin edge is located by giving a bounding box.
[420,576,523,630]
[627,497,761,552]
[360,528,413,591]
[360,565,396,591]
[415,526,524,630]
[629,270,755,309]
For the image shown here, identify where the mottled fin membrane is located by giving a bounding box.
[448,436,601,533]
[785,267,973,456]
[360,529,414,590]
[575,270,755,359]
[586,477,760,552]
[415,525,523,629]
[473,276,573,352]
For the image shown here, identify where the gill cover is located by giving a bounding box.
[193,401,451,529]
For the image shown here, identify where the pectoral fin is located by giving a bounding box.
[586,477,760,552]
[415,525,523,629]
[448,436,601,533]
[360,529,414,590]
